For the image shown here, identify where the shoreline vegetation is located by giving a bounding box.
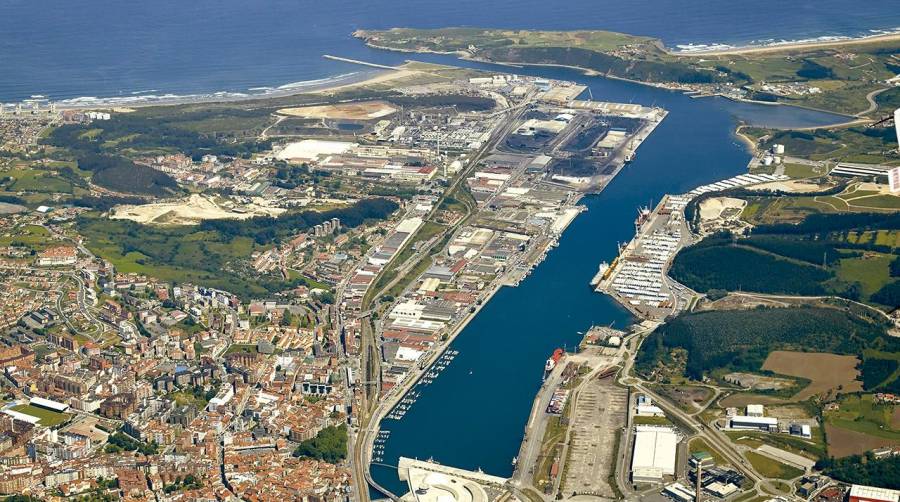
[354,26,900,62]
[353,27,900,117]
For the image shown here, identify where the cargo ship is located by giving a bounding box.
[544,348,564,380]
[589,261,610,287]
[634,205,652,233]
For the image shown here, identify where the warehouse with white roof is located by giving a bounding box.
[631,425,677,483]
[849,484,900,502]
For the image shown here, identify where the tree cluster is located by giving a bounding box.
[292,425,347,463]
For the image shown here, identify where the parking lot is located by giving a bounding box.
[562,375,629,497]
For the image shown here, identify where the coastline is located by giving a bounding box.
[733,125,758,154]
[357,27,900,60]
[670,30,900,56]
[359,38,864,128]
[49,68,393,110]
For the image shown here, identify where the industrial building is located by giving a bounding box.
[630,425,677,483]
[789,423,812,439]
[849,484,900,502]
[662,482,695,502]
[728,415,778,432]
[688,173,789,197]
[830,162,893,180]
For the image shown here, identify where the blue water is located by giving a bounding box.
[368,61,850,496]
[1,0,899,102]
[3,0,894,496]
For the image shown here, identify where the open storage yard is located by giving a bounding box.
[561,374,628,497]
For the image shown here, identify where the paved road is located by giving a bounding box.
[511,364,565,493]
[350,92,536,502]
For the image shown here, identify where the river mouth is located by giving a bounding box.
[368,57,840,497]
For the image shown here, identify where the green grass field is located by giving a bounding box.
[847,195,900,210]
[726,430,826,461]
[741,195,839,225]
[633,415,673,426]
[783,163,824,179]
[10,171,73,193]
[833,253,894,298]
[0,224,56,252]
[744,451,805,480]
[826,394,900,440]
[10,404,71,426]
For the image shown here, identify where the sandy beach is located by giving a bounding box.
[673,31,900,57]
[308,68,418,94]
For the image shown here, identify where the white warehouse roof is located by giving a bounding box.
[396,217,424,234]
[276,140,356,161]
[1,409,41,425]
[850,484,900,502]
[631,426,677,481]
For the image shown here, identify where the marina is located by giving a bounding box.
[384,350,459,421]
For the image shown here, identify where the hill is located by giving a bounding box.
[635,306,893,380]
[356,27,900,114]
[78,198,398,299]
[670,212,900,308]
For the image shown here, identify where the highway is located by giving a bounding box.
[617,332,790,497]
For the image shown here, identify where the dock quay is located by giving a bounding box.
[579,325,628,350]
[594,194,693,320]
[568,99,658,119]
[322,54,404,70]
[593,171,793,320]
[398,457,508,502]
[353,73,673,499]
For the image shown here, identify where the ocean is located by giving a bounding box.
[1,0,899,103]
[3,1,896,496]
